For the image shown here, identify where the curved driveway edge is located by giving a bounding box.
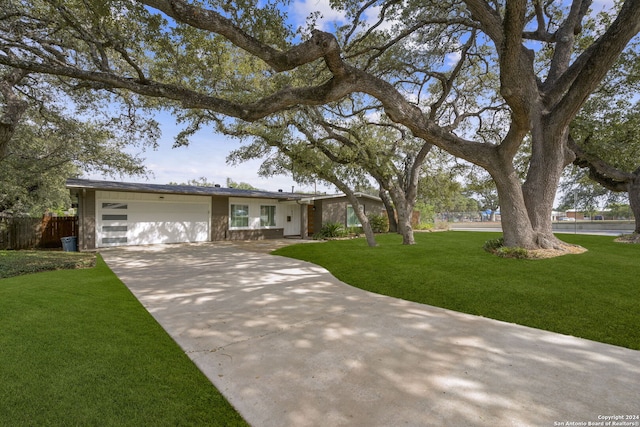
[101,242,640,427]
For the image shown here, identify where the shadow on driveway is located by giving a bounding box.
[101,241,640,427]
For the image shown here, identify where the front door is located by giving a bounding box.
[283,204,301,236]
[307,204,315,236]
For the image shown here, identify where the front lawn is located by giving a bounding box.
[0,256,247,426]
[273,232,640,350]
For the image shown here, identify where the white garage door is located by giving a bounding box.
[96,193,210,247]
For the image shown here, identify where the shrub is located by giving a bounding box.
[414,202,435,224]
[0,251,96,279]
[483,237,504,252]
[483,237,529,259]
[615,232,640,244]
[495,246,529,259]
[313,222,346,239]
[414,222,434,231]
[347,226,362,237]
[367,213,389,233]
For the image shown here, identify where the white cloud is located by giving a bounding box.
[81,115,335,194]
[289,1,399,34]
[360,5,397,33]
[291,0,347,31]
[591,0,616,10]
[445,51,462,67]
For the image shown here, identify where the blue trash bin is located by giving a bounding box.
[61,236,77,252]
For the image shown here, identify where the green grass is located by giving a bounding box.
[0,250,96,278]
[0,256,247,426]
[273,232,640,350]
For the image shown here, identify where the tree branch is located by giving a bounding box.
[2,0,500,171]
[546,0,640,123]
[344,0,399,46]
[429,29,476,120]
[140,0,347,76]
[0,66,29,158]
[544,0,592,87]
[0,53,354,120]
[568,135,634,192]
[462,0,503,46]
[522,0,555,42]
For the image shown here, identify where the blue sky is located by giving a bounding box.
[105,111,337,193]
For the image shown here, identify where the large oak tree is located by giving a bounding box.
[0,65,158,215]
[227,108,431,245]
[2,0,639,250]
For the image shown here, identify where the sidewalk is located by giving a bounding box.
[101,242,640,427]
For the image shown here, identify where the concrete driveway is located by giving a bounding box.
[101,241,640,427]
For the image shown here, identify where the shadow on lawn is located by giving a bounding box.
[101,242,640,427]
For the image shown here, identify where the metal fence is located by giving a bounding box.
[435,211,499,223]
[0,216,77,250]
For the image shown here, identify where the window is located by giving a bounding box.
[102,237,127,244]
[102,214,127,221]
[230,204,249,228]
[103,225,127,232]
[260,205,276,227]
[346,205,362,227]
[102,203,127,209]
[102,203,128,221]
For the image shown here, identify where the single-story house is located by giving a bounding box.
[304,193,386,235]
[67,178,385,250]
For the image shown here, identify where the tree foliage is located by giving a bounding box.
[417,152,479,214]
[2,0,639,250]
[0,67,158,215]
[566,38,640,233]
[226,106,431,245]
[226,109,384,246]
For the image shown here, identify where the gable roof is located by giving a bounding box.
[66,178,303,200]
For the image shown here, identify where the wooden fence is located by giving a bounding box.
[0,216,78,250]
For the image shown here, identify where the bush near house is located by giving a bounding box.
[367,213,389,233]
[313,221,346,239]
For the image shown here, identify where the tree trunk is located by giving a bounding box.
[521,125,575,249]
[343,191,377,247]
[0,70,29,160]
[388,185,415,245]
[396,201,414,245]
[379,188,397,232]
[491,168,537,248]
[356,209,378,247]
[629,172,640,234]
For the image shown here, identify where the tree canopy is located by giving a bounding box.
[1,0,639,250]
[0,65,159,215]
[562,36,640,234]
[226,107,431,244]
